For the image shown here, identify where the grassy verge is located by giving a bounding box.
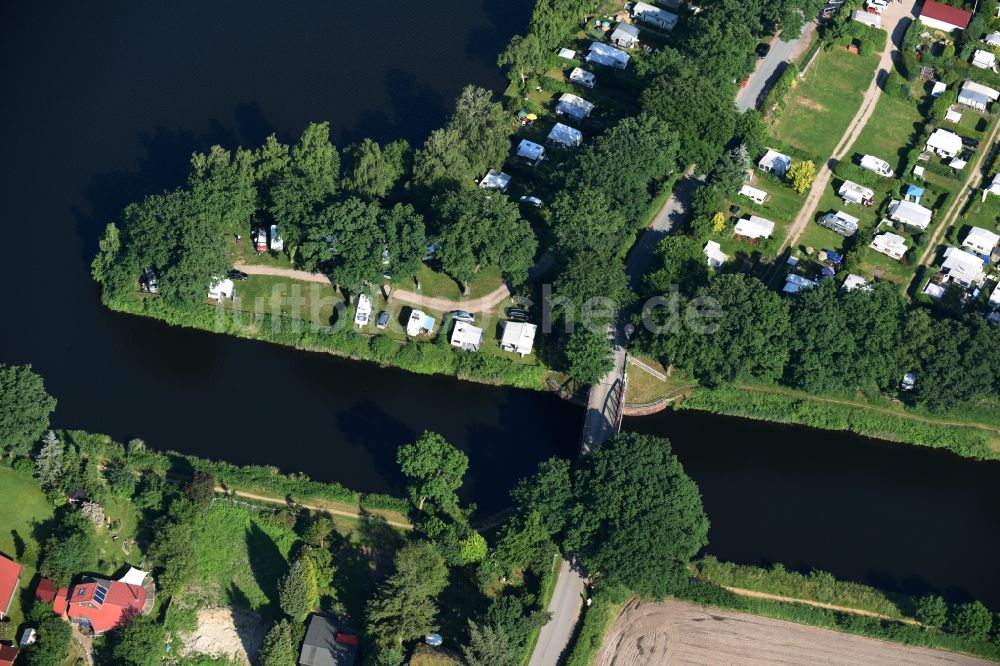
[562,586,629,666]
[520,554,562,665]
[0,467,55,629]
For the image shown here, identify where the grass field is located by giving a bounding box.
[0,467,54,628]
[768,48,880,163]
[709,174,806,263]
[847,93,924,177]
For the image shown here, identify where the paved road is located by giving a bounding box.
[528,558,587,666]
[736,24,816,113]
[625,174,703,289]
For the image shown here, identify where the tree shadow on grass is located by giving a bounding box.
[328,530,376,624]
[243,522,288,622]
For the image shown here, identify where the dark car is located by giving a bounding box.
[506,307,530,322]
[227,269,248,281]
[376,311,390,329]
[756,42,771,59]
[961,136,980,148]
[449,310,475,323]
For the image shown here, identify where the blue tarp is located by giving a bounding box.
[906,183,925,198]
[824,250,843,264]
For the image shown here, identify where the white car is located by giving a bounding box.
[519,195,543,208]
[354,294,372,327]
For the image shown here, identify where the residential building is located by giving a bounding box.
[758,149,791,177]
[479,169,510,192]
[925,128,963,158]
[299,614,359,666]
[631,2,678,30]
[703,240,728,269]
[870,232,908,260]
[962,226,1000,256]
[585,42,630,68]
[500,321,537,356]
[945,107,963,123]
[0,554,21,620]
[450,321,483,352]
[555,93,594,122]
[973,48,997,69]
[568,67,596,89]
[940,246,987,287]
[516,139,545,165]
[958,80,1000,111]
[609,22,640,49]
[986,32,1000,46]
[0,646,18,666]
[546,122,583,148]
[734,215,775,240]
[738,184,768,204]
[818,210,859,236]
[888,199,932,230]
[919,0,972,32]
[67,569,152,634]
[839,180,874,206]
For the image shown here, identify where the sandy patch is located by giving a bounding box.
[797,97,827,112]
[177,606,264,665]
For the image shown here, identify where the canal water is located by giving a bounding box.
[1,2,997,607]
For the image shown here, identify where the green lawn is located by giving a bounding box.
[961,191,1000,231]
[848,93,924,177]
[0,467,54,628]
[768,48,880,163]
[708,174,805,262]
[224,274,345,326]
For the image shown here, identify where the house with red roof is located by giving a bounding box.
[66,568,153,634]
[0,554,22,620]
[35,577,58,604]
[920,0,973,32]
[0,644,19,666]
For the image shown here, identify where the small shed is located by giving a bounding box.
[207,278,235,301]
[913,164,926,178]
[758,149,792,177]
[609,22,640,48]
[703,240,728,269]
[842,274,872,292]
[450,322,484,352]
[558,48,577,60]
[555,93,595,122]
[905,184,925,203]
[738,184,768,204]
[546,122,583,148]
[972,49,997,70]
[985,32,1000,46]
[931,81,947,97]
[945,107,963,123]
[983,172,1000,200]
[568,67,596,89]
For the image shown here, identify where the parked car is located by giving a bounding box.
[505,307,530,322]
[141,267,158,294]
[255,228,268,253]
[450,310,475,323]
[376,311,390,329]
[756,43,771,59]
[519,195,543,208]
[961,136,980,148]
[227,269,248,281]
[354,294,372,327]
[269,224,284,252]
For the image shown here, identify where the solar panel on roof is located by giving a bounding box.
[93,585,108,604]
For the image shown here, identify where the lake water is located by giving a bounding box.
[1,1,997,607]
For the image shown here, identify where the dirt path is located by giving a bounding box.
[215,487,412,529]
[915,120,1000,268]
[233,262,330,284]
[594,599,992,666]
[721,586,919,625]
[779,2,915,258]
[736,383,1000,435]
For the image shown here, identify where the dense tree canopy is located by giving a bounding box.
[0,363,57,457]
[366,541,449,650]
[397,431,469,511]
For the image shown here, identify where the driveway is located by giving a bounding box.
[624,174,703,289]
[528,558,586,666]
[736,24,816,113]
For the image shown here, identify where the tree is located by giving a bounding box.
[510,457,573,536]
[567,432,709,599]
[39,511,99,586]
[259,619,297,666]
[462,621,513,666]
[498,33,543,87]
[948,601,993,641]
[734,110,768,160]
[644,235,710,298]
[188,145,256,235]
[279,557,318,621]
[433,188,537,289]
[366,541,449,649]
[299,197,384,288]
[459,532,488,564]
[23,606,72,666]
[550,188,629,259]
[109,616,164,666]
[253,134,292,196]
[34,430,64,488]
[551,253,632,329]
[564,329,614,385]
[183,470,216,506]
[712,144,751,195]
[447,85,514,178]
[411,128,474,192]
[915,594,948,629]
[0,363,57,457]
[91,222,133,298]
[786,283,856,393]
[269,122,340,248]
[346,138,410,198]
[494,510,555,572]
[382,203,426,282]
[483,593,549,662]
[787,160,816,193]
[397,432,469,511]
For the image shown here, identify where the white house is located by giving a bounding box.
[962,226,1000,256]
[703,240,728,269]
[632,2,679,30]
[734,215,775,240]
[940,246,987,287]
[842,273,872,292]
[859,154,893,177]
[568,67,596,89]
[919,0,972,32]
[758,149,791,177]
[354,294,372,327]
[972,49,997,70]
[586,41,630,68]
[783,273,818,294]
[609,22,640,49]
[546,122,583,148]
[500,321,537,356]
[450,321,484,352]
[406,310,435,337]
[925,128,963,158]
[555,93,595,122]
[958,80,1000,111]
[839,180,874,206]
[207,278,235,301]
[870,232,908,260]
[516,139,545,165]
[479,169,511,192]
[738,184,768,204]
[888,199,933,230]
